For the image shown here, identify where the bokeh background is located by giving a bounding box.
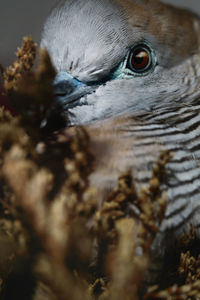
[0,0,200,67]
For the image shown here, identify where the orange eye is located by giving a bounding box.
[127,45,152,73]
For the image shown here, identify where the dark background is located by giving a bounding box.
[0,0,200,67]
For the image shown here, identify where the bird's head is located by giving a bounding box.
[40,0,200,126]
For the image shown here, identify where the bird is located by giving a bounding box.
[40,0,200,266]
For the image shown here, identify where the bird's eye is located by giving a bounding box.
[127,44,152,74]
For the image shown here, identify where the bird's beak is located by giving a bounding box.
[41,71,96,131]
[53,71,94,109]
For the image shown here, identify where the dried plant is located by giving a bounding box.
[4,37,37,93]
[0,37,200,300]
[3,37,56,139]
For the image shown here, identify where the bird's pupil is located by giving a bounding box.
[126,44,153,74]
[132,49,149,69]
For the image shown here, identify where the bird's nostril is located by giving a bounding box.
[54,80,75,96]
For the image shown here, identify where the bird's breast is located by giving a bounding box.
[87,104,200,246]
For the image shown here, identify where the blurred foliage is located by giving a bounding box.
[0,37,200,300]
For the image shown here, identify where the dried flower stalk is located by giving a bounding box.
[0,38,199,300]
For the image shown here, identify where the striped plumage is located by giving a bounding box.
[86,97,200,254]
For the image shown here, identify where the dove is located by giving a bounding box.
[41,0,200,270]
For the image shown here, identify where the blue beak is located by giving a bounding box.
[53,71,95,109]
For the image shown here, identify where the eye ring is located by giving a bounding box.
[127,44,153,74]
